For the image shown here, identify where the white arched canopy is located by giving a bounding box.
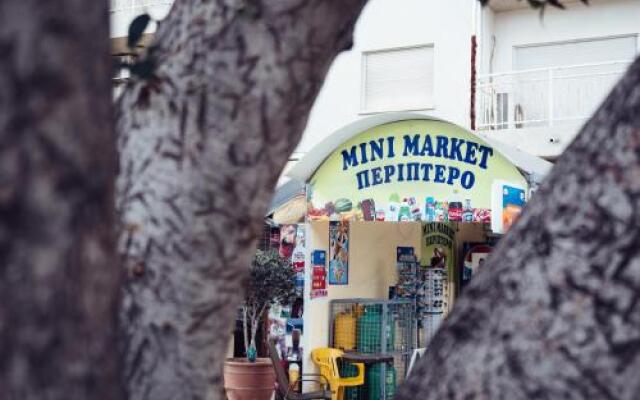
[287,112,551,184]
[281,113,551,230]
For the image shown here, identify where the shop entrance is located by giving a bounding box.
[266,115,550,398]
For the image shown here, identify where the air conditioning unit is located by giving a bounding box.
[495,92,509,130]
[514,103,524,129]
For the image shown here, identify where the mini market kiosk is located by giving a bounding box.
[278,114,551,398]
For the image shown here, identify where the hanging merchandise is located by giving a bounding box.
[292,226,306,295]
[461,243,493,290]
[269,226,281,251]
[502,185,525,231]
[279,224,297,259]
[491,181,527,234]
[422,223,453,267]
[420,222,455,345]
[395,247,419,299]
[421,268,448,345]
[420,222,455,305]
[396,246,414,261]
[268,303,288,360]
[421,308,444,345]
[328,221,349,285]
[311,250,327,299]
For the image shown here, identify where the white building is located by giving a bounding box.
[110,0,640,159]
[299,0,639,163]
[477,0,639,158]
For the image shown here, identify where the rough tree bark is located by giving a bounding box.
[0,1,121,399]
[397,57,640,399]
[116,1,366,399]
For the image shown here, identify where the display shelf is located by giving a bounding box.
[329,299,415,400]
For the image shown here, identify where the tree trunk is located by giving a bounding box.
[0,1,120,399]
[242,306,250,356]
[397,57,640,399]
[116,1,366,399]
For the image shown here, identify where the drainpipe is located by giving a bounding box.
[470,0,480,131]
[471,35,477,131]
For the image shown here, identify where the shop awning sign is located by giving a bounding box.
[307,119,528,224]
[342,133,493,191]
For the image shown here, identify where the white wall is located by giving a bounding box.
[110,3,171,39]
[489,0,640,73]
[296,0,474,156]
[479,4,496,76]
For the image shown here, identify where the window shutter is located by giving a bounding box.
[363,45,434,112]
[514,35,637,71]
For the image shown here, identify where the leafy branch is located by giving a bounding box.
[115,13,158,81]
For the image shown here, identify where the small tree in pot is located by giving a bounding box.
[243,249,297,361]
[224,249,296,400]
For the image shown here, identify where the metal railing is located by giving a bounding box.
[110,0,173,13]
[476,60,632,131]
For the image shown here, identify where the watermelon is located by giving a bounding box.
[335,198,353,213]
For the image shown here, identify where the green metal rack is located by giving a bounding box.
[329,299,415,400]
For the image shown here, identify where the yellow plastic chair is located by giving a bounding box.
[311,348,365,400]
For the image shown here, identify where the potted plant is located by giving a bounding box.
[224,249,297,400]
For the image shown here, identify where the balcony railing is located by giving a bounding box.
[110,0,173,13]
[476,60,632,131]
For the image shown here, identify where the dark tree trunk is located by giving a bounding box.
[0,1,121,399]
[116,1,366,399]
[397,57,640,399]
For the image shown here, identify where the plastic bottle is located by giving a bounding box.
[288,363,300,392]
[443,201,449,222]
[425,197,435,222]
[463,199,474,222]
[387,193,401,221]
[408,197,421,220]
[435,202,443,221]
[399,199,411,221]
[448,201,463,221]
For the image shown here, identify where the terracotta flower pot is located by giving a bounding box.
[223,358,275,400]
